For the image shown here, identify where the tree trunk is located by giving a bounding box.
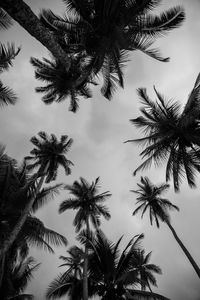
[0,254,5,290]
[83,218,89,300]
[0,165,48,258]
[166,220,200,278]
[0,0,71,70]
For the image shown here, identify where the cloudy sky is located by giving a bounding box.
[1,0,200,299]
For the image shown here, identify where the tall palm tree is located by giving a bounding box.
[87,230,167,300]
[125,73,200,191]
[1,132,73,260]
[132,176,200,278]
[59,177,111,300]
[0,8,20,107]
[0,152,68,289]
[39,1,185,100]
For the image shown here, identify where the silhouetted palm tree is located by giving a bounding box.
[0,8,20,107]
[30,56,95,112]
[125,74,200,191]
[133,249,161,300]
[46,245,87,300]
[59,245,84,279]
[0,152,68,289]
[40,0,184,100]
[59,177,111,300]
[47,231,168,300]
[1,132,73,262]
[87,230,167,300]
[132,176,200,278]
[1,253,39,300]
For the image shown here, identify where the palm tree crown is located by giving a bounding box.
[132,176,179,227]
[25,131,74,183]
[39,0,185,101]
[30,56,94,113]
[59,177,111,232]
[126,74,200,191]
[131,176,200,278]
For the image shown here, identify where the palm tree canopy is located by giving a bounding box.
[132,249,162,290]
[59,177,111,232]
[59,245,84,279]
[86,230,164,300]
[25,131,74,183]
[126,74,200,191]
[30,56,94,113]
[132,176,179,227]
[39,0,184,100]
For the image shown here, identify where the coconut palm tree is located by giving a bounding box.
[132,249,161,300]
[0,8,20,107]
[132,176,200,278]
[39,0,185,100]
[0,152,68,289]
[1,253,39,300]
[46,231,168,300]
[59,177,111,300]
[59,246,84,279]
[46,245,88,300]
[125,74,200,191]
[1,132,73,263]
[86,230,167,300]
[30,56,94,113]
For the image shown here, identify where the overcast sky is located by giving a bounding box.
[1,1,200,299]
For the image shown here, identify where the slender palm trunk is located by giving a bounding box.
[83,218,89,300]
[166,220,200,278]
[0,254,5,289]
[0,165,48,259]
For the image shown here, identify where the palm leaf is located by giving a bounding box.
[0,81,17,106]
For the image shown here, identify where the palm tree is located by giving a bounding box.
[0,152,68,289]
[125,74,200,191]
[30,56,94,113]
[46,245,87,300]
[132,176,200,278]
[46,231,168,300]
[0,8,20,107]
[1,253,39,300]
[59,246,84,279]
[40,1,185,100]
[1,132,73,262]
[59,177,111,300]
[87,230,167,300]
[133,249,161,300]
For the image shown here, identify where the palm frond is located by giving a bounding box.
[0,81,17,106]
[137,6,185,37]
[0,8,13,30]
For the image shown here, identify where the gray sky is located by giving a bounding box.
[1,1,200,299]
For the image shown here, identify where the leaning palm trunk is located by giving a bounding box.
[166,220,200,278]
[83,218,89,300]
[0,165,48,261]
[0,0,71,69]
